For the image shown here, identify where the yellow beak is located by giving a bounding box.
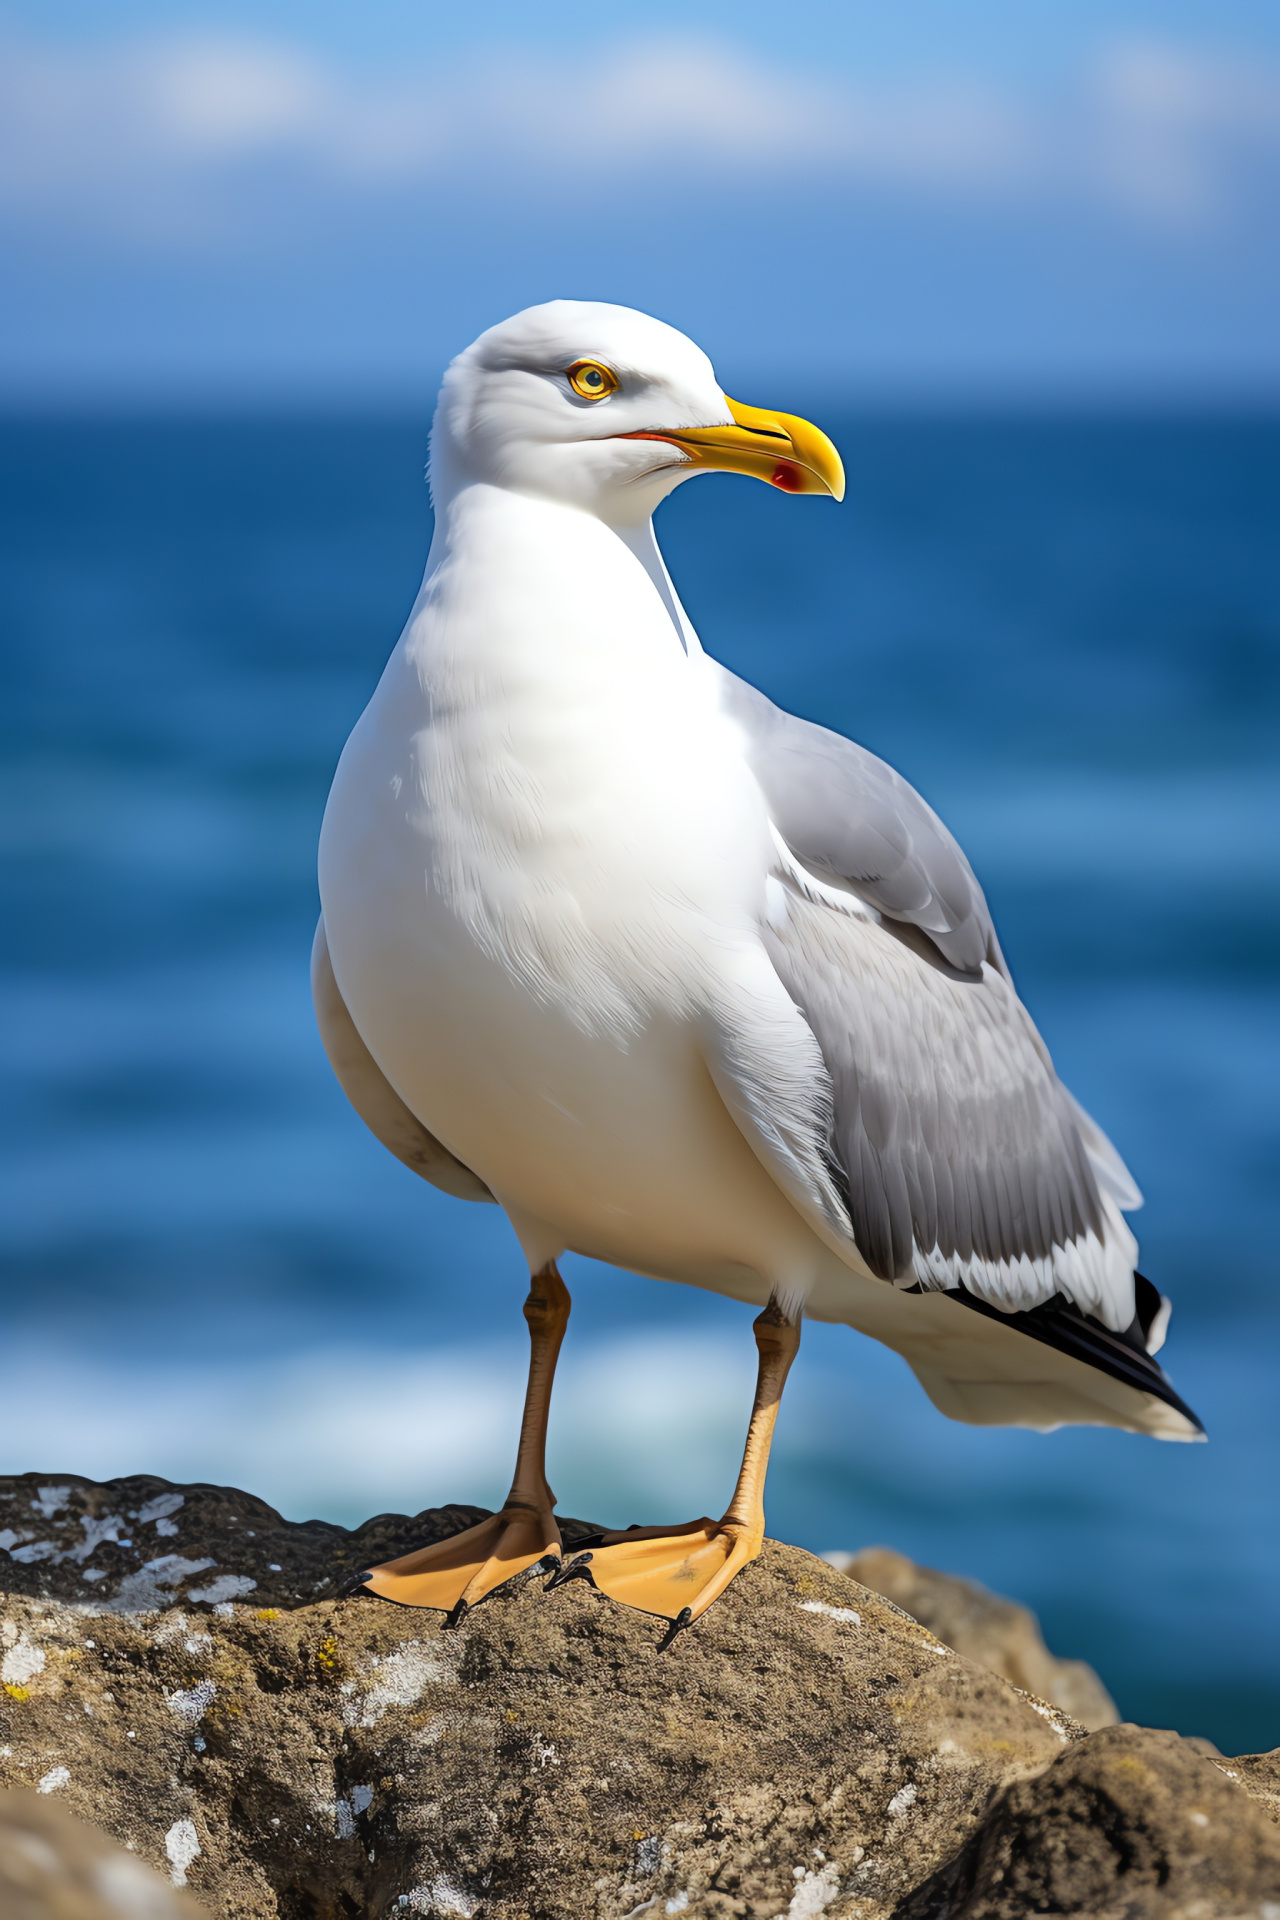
[621,396,845,501]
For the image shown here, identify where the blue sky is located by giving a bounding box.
[2,0,1278,400]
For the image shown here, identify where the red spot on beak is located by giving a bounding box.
[770,463,802,493]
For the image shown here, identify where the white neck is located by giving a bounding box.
[424,465,703,664]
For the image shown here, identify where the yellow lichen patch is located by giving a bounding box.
[3,1683,29,1702]
[311,1634,352,1685]
[1109,1756,1158,1786]
[256,1609,281,1621]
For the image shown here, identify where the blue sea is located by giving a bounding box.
[1,410,1278,1753]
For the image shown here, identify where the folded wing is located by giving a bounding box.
[713,662,1143,1335]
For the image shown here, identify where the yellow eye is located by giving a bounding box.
[567,360,618,400]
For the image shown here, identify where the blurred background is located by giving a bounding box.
[1,0,1278,1752]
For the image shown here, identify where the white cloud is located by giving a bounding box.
[1,28,1275,251]
[139,39,328,156]
[1086,38,1280,220]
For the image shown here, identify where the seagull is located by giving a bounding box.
[315,300,1201,1641]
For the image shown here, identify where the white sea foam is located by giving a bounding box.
[0,1331,754,1528]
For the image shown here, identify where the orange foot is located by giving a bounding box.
[345,1504,561,1622]
[547,1517,761,1648]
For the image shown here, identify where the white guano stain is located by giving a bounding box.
[37,1766,71,1794]
[32,1486,71,1519]
[188,1574,257,1605]
[166,1679,217,1724]
[787,1864,841,1916]
[353,1642,454,1728]
[798,1600,862,1627]
[1,1635,46,1686]
[401,1876,476,1915]
[888,1784,918,1817]
[165,1819,201,1886]
[71,1514,131,1562]
[108,1555,216,1615]
[1024,1697,1071,1743]
[137,1493,185,1527]
[10,1510,134,1566]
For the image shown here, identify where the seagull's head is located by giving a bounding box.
[430,300,844,525]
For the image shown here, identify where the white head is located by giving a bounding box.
[430,300,844,527]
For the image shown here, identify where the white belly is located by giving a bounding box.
[343,906,822,1295]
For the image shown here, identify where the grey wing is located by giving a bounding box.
[311,919,494,1204]
[711,662,1143,1333]
[761,889,1139,1329]
[712,659,1001,977]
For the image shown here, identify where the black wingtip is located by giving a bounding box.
[336,1569,373,1598]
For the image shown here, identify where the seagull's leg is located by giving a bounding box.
[348,1262,570,1615]
[550,1297,799,1638]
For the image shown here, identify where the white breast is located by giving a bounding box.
[317,482,813,1282]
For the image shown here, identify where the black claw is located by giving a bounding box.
[443,1597,470,1630]
[657,1607,693,1654]
[337,1570,374,1598]
[545,1550,595,1591]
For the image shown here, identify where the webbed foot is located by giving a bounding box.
[548,1516,761,1636]
[347,1503,561,1615]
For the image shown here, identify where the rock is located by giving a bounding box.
[1,1473,1276,1920]
[826,1545,1119,1731]
[1232,1748,1280,1823]
[0,1472,1075,1918]
[0,1787,209,1919]
[899,1723,1280,1920]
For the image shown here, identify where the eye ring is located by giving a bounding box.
[567,360,618,401]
